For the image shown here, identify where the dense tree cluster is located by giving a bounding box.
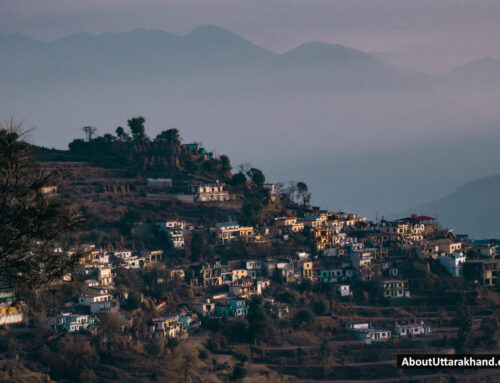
[67,116,230,180]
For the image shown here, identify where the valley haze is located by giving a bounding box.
[1,25,500,237]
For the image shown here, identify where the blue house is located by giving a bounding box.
[214,299,248,317]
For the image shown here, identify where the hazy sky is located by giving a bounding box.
[1,0,499,73]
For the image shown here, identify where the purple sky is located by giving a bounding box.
[1,0,499,72]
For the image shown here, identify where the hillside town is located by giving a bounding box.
[1,122,500,383]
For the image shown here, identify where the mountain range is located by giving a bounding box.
[2,25,499,90]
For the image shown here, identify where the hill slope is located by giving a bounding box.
[402,174,500,238]
[444,57,500,87]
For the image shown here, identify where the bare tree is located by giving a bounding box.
[0,118,84,293]
[82,126,97,142]
[179,346,199,383]
[238,163,251,174]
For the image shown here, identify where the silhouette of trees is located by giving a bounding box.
[155,128,180,145]
[247,295,269,344]
[293,309,315,329]
[219,155,231,174]
[115,126,130,142]
[456,298,473,353]
[190,231,205,261]
[127,116,148,142]
[82,126,97,142]
[0,118,84,291]
[247,168,265,187]
[231,364,247,381]
[230,172,246,187]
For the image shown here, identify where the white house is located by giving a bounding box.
[155,223,185,248]
[336,284,352,297]
[49,313,90,332]
[189,182,230,202]
[438,252,466,277]
[356,328,392,344]
[79,290,110,306]
[393,321,431,337]
[168,228,185,248]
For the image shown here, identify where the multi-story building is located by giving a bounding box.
[49,313,91,333]
[246,260,266,278]
[299,215,325,228]
[98,267,113,287]
[312,227,338,250]
[301,260,314,280]
[78,290,117,314]
[379,279,410,298]
[214,299,248,317]
[463,259,500,286]
[151,316,182,338]
[191,299,216,317]
[436,239,463,255]
[141,250,164,264]
[78,290,110,306]
[231,267,248,281]
[438,252,466,277]
[215,222,254,244]
[194,261,228,287]
[275,216,304,233]
[189,182,230,202]
[166,228,185,248]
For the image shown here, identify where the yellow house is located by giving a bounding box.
[167,268,186,280]
[301,261,314,280]
[216,223,254,244]
[232,269,248,280]
[141,250,164,263]
[436,239,462,255]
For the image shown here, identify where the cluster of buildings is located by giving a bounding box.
[5,178,500,354]
[30,244,201,339]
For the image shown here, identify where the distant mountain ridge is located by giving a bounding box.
[443,57,500,87]
[0,25,435,90]
[400,173,500,239]
[2,25,498,89]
